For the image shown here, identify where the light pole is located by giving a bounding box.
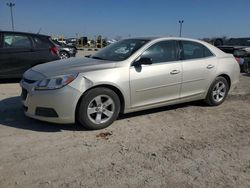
[179,20,184,37]
[6,2,15,31]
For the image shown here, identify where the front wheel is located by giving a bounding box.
[205,77,229,106]
[242,61,250,73]
[77,87,120,130]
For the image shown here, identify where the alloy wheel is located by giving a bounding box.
[212,81,226,102]
[60,52,69,59]
[87,95,115,124]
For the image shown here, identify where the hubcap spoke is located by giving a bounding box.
[212,91,217,96]
[219,92,225,97]
[95,113,102,124]
[215,83,219,90]
[219,84,225,90]
[216,94,220,101]
[103,109,114,118]
[94,96,102,106]
[88,107,97,114]
[103,98,113,107]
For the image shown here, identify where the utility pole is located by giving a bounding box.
[6,2,15,31]
[179,20,184,37]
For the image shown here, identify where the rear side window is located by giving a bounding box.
[33,37,51,48]
[181,41,213,60]
[141,40,178,64]
[3,34,32,48]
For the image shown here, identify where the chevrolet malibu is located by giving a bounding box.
[20,37,240,130]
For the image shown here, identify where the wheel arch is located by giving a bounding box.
[217,74,231,89]
[59,50,70,56]
[205,73,231,99]
[75,84,126,122]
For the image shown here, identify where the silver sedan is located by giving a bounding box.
[20,37,240,129]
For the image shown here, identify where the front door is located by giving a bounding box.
[130,40,182,108]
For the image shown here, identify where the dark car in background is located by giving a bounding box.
[0,31,60,78]
[52,39,77,59]
[218,38,250,72]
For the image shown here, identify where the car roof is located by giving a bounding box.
[0,30,50,38]
[127,36,205,42]
[126,36,227,58]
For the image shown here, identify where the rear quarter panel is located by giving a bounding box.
[215,55,240,92]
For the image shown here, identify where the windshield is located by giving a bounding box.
[225,38,250,46]
[91,39,150,61]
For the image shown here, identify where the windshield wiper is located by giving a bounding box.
[91,56,107,60]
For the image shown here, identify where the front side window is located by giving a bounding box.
[91,39,150,61]
[140,40,177,64]
[181,41,213,60]
[3,34,32,48]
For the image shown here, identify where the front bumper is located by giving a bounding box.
[20,80,82,124]
[69,50,77,57]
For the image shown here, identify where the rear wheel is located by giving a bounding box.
[78,87,120,130]
[59,51,70,59]
[205,77,229,106]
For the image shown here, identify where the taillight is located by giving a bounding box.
[235,57,244,65]
[50,46,58,55]
[235,57,240,64]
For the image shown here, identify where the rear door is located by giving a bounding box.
[179,40,217,98]
[0,33,34,78]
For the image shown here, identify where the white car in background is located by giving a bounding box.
[20,37,240,130]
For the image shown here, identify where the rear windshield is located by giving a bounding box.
[33,36,52,48]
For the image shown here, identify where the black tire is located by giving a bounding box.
[205,77,229,106]
[59,51,70,59]
[77,87,120,130]
[242,61,249,73]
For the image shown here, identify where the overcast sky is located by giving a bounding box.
[1,0,250,39]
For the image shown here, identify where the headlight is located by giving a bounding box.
[35,73,78,90]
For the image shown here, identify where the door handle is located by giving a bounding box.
[170,70,180,75]
[207,64,214,69]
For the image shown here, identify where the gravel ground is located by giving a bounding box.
[0,74,250,188]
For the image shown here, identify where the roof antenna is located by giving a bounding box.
[37,28,42,34]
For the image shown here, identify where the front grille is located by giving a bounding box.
[23,78,37,84]
[21,88,28,101]
[35,107,59,117]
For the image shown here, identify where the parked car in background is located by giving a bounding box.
[218,38,250,73]
[21,37,240,130]
[52,39,77,59]
[0,31,60,78]
[65,38,77,46]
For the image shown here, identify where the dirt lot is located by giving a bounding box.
[0,74,250,188]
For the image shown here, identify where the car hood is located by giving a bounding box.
[24,57,116,80]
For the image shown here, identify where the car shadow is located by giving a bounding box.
[0,96,85,132]
[0,96,206,132]
[242,73,250,77]
[118,100,205,120]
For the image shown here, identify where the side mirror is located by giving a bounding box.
[133,57,152,67]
